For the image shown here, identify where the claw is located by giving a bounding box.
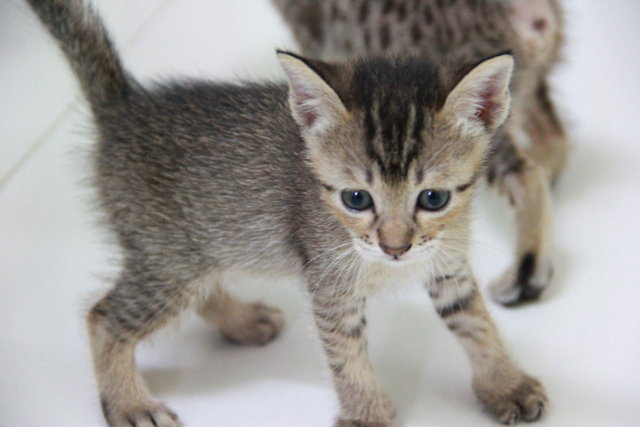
[527,402,545,422]
[506,410,520,425]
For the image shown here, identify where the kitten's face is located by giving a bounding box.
[278,51,513,266]
[313,110,486,266]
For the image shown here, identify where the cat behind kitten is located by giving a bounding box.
[273,0,568,306]
[27,0,546,425]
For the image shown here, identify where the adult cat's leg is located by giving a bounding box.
[197,285,283,346]
[306,259,396,427]
[487,137,554,305]
[427,261,547,424]
[524,79,570,185]
[88,266,196,427]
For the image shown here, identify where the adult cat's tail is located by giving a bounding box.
[27,0,130,111]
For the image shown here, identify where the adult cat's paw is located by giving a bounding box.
[489,253,553,306]
[101,398,181,427]
[219,302,284,346]
[475,376,547,425]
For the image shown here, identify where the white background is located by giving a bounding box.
[1,0,639,426]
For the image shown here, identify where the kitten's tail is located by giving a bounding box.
[26,0,131,110]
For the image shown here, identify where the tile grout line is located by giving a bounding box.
[122,0,178,54]
[0,0,179,191]
[0,103,77,190]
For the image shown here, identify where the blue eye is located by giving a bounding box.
[417,190,450,211]
[341,190,373,211]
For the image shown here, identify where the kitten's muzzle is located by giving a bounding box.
[379,243,412,258]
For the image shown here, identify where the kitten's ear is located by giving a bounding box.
[442,54,514,133]
[277,51,348,134]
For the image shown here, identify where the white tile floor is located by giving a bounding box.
[1,0,639,426]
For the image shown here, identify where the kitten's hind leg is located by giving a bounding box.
[487,138,554,306]
[197,285,284,346]
[88,269,192,427]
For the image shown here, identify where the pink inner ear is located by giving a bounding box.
[293,84,320,128]
[298,105,319,128]
[475,77,502,128]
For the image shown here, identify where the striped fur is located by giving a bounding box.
[426,259,547,424]
[273,0,568,306]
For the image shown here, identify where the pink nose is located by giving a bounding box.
[379,243,412,257]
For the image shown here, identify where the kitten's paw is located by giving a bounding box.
[475,376,547,425]
[335,419,397,427]
[489,253,553,306]
[102,399,181,427]
[335,396,397,427]
[219,302,284,346]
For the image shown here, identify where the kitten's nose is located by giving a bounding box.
[379,243,412,258]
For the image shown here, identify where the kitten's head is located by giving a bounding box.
[278,51,513,266]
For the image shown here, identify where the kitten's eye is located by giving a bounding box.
[417,190,450,211]
[341,190,373,211]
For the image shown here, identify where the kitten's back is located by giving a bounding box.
[94,81,309,272]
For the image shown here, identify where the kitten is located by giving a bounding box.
[273,0,569,306]
[28,0,546,426]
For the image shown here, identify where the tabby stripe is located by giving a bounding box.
[456,169,482,192]
[329,361,345,376]
[435,273,456,283]
[382,0,393,14]
[502,158,525,177]
[433,265,465,284]
[358,1,369,24]
[313,302,364,323]
[429,267,467,298]
[320,182,335,192]
[317,317,366,339]
[321,338,365,359]
[437,289,476,318]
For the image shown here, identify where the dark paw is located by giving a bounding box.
[476,376,547,425]
[503,284,544,307]
[220,303,284,346]
[489,253,553,306]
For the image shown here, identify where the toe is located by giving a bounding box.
[523,401,545,422]
[477,376,547,425]
[503,409,519,426]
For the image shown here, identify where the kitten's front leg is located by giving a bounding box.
[307,268,396,427]
[428,261,547,424]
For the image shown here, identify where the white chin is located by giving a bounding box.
[354,247,419,267]
[379,257,417,267]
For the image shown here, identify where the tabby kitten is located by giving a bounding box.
[28,0,546,426]
[273,0,569,306]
